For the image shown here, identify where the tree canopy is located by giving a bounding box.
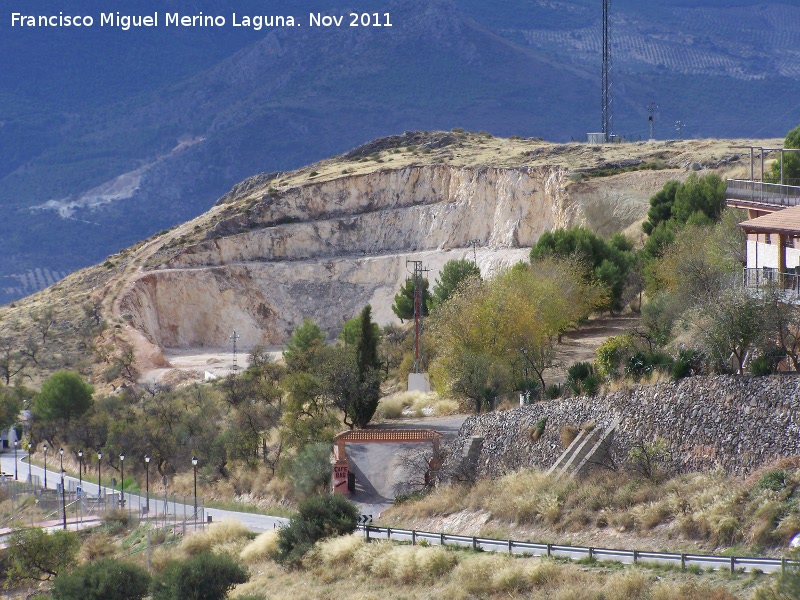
[430,259,481,309]
[283,318,326,372]
[429,259,603,409]
[770,123,800,185]
[33,371,93,423]
[530,227,634,311]
[641,173,726,258]
[392,278,429,321]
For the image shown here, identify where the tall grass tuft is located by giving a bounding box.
[240,530,279,564]
[180,520,251,556]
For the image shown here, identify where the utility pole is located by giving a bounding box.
[468,239,480,264]
[230,330,240,374]
[406,260,430,374]
[648,102,656,140]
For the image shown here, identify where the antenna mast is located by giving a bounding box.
[601,0,612,142]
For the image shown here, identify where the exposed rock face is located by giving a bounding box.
[119,164,657,349]
[443,375,800,478]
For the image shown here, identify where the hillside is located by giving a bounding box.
[0,132,773,388]
[2,0,799,304]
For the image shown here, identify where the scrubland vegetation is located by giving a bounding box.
[385,464,800,555]
[3,127,800,597]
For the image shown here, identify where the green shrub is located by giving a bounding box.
[284,442,333,500]
[595,334,636,379]
[750,357,774,377]
[150,552,248,600]
[757,470,788,492]
[52,558,150,600]
[582,374,601,396]
[274,493,359,565]
[5,528,79,582]
[544,384,561,399]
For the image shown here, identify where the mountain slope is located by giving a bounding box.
[0,133,765,388]
[1,0,798,304]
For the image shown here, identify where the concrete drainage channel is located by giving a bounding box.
[359,526,793,574]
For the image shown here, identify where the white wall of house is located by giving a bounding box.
[747,239,800,270]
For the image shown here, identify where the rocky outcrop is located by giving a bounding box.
[120,164,659,349]
[443,375,800,478]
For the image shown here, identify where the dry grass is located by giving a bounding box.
[560,425,580,447]
[180,520,252,557]
[385,465,800,554]
[240,530,279,564]
[231,532,750,599]
[375,391,458,419]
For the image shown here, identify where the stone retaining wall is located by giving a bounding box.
[441,375,800,479]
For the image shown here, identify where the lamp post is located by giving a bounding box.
[77,450,83,489]
[43,444,47,489]
[119,454,125,507]
[192,457,198,516]
[97,451,102,499]
[13,440,17,480]
[60,466,67,530]
[144,455,150,515]
[59,448,67,529]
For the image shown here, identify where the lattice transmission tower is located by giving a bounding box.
[601,0,613,142]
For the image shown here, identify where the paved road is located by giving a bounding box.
[0,451,288,532]
[0,415,468,525]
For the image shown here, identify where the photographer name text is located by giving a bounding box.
[10,11,393,31]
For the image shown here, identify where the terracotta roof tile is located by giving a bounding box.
[738,205,800,235]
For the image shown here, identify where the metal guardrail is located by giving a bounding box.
[726,179,800,208]
[359,525,797,574]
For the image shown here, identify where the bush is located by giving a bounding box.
[671,349,703,381]
[150,552,248,600]
[274,493,359,565]
[757,470,789,492]
[595,334,636,379]
[103,508,132,533]
[284,442,333,500]
[52,558,150,600]
[6,528,79,582]
[566,361,592,395]
[544,384,561,399]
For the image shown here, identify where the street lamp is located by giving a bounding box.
[192,457,198,516]
[144,455,150,514]
[43,444,48,489]
[97,451,102,498]
[59,447,64,473]
[77,450,83,489]
[119,454,125,507]
[13,440,17,480]
[60,467,67,530]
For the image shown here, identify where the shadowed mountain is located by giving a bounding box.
[1,0,798,303]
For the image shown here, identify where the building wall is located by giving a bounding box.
[746,238,800,270]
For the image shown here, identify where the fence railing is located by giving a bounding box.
[1,478,206,534]
[727,179,800,208]
[359,526,796,574]
[743,268,800,298]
